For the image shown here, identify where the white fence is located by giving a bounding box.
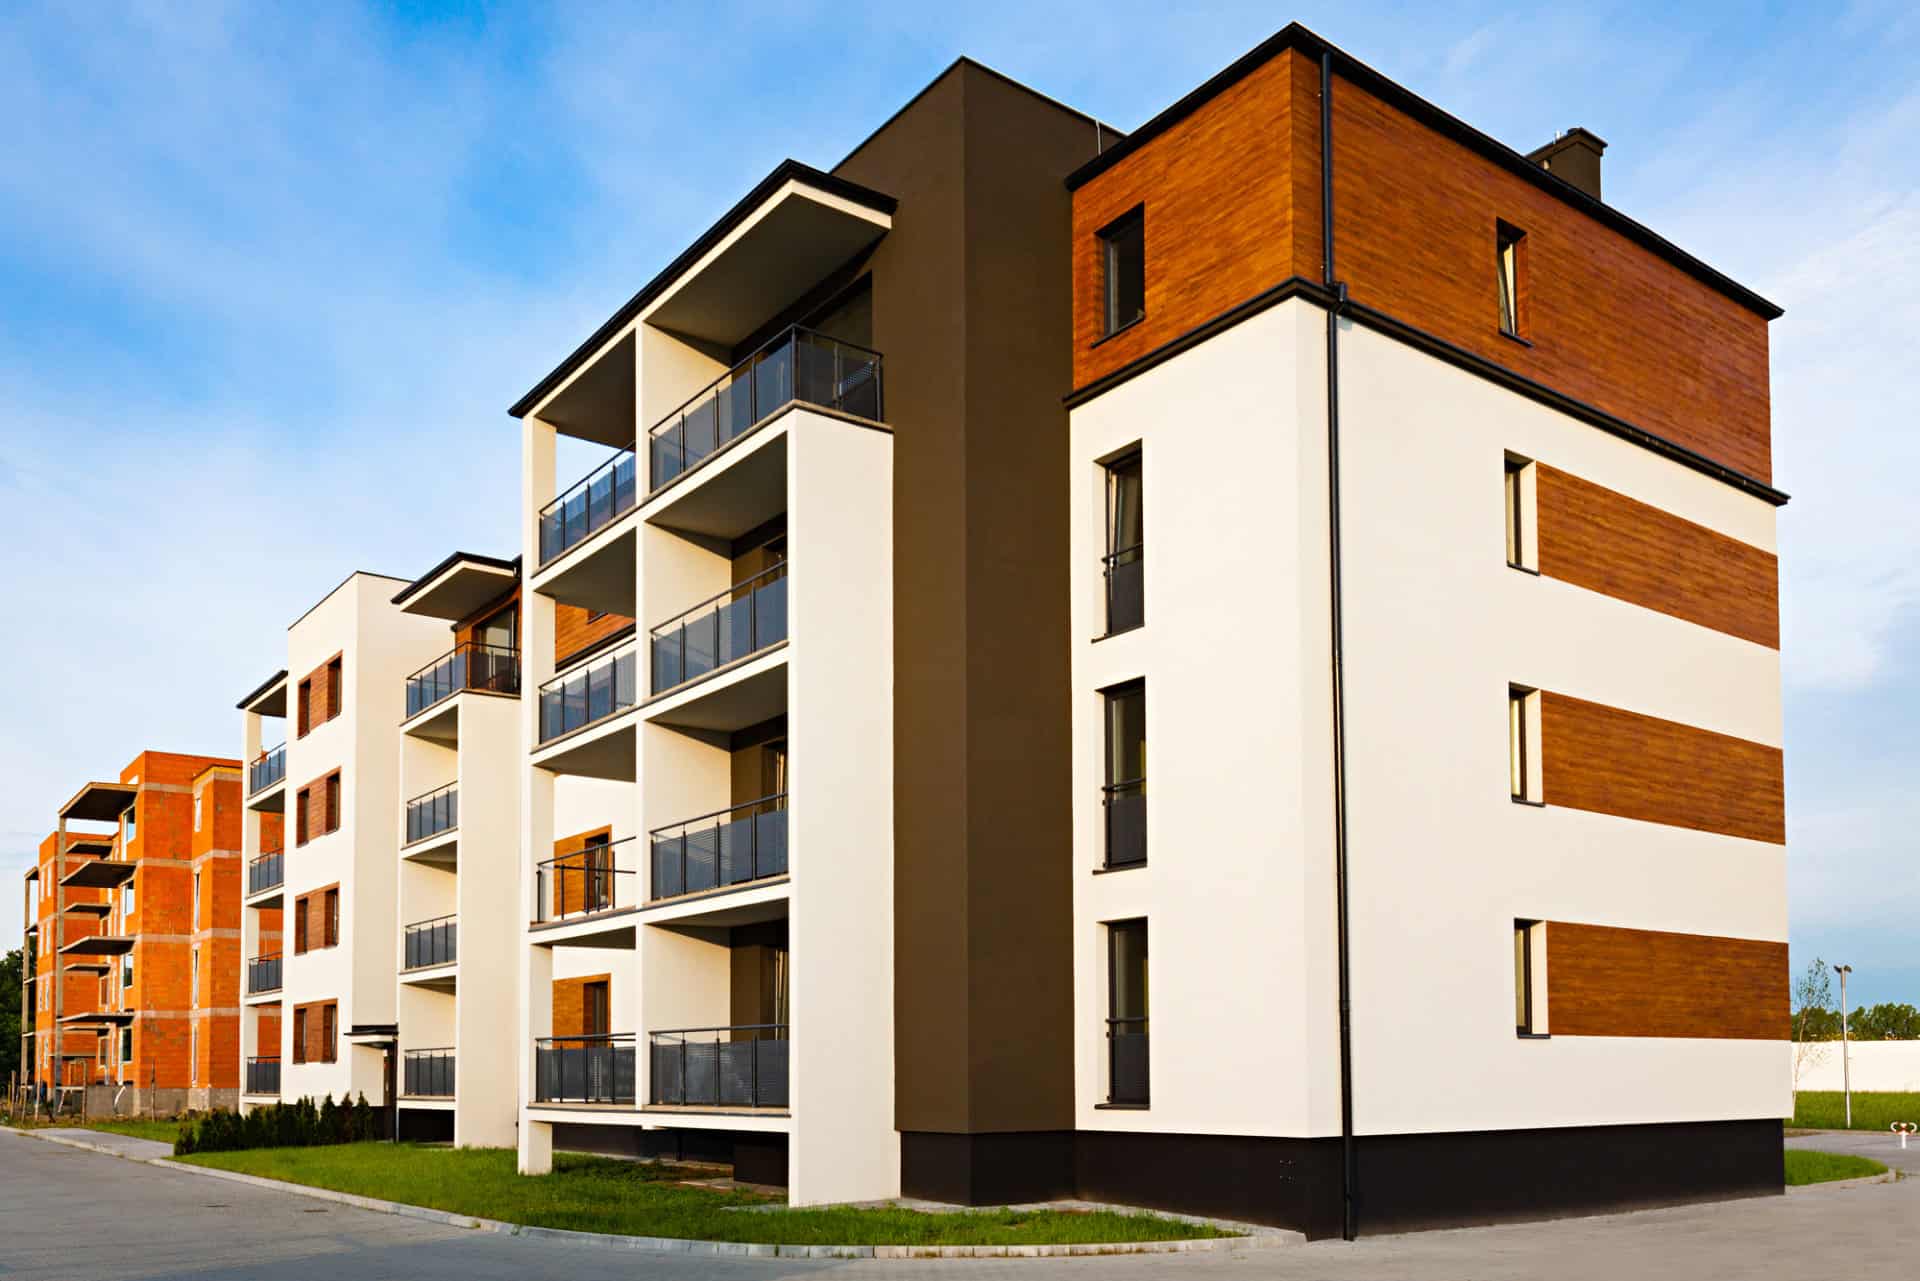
[1793,1039,1920,1092]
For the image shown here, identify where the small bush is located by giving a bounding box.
[173,1093,383,1156]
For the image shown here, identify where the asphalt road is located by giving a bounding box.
[0,1129,1913,1280]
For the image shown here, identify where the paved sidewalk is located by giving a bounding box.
[3,1127,1915,1279]
[1788,1127,1920,1175]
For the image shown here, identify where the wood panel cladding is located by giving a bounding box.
[556,604,631,666]
[552,973,611,1037]
[1071,48,1320,387]
[1328,80,1772,481]
[1535,464,1778,648]
[1546,921,1787,1040]
[1540,693,1783,844]
[295,654,343,738]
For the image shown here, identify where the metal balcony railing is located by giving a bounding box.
[1102,778,1146,870]
[246,1056,281,1095]
[1107,1017,1149,1105]
[403,915,457,970]
[405,782,458,845]
[534,1033,635,1104]
[538,645,638,743]
[249,744,285,794]
[248,851,284,896]
[648,1025,789,1109]
[403,1048,455,1098]
[650,562,788,695]
[405,643,520,718]
[539,445,638,566]
[1103,542,1144,634]
[647,326,883,491]
[535,839,637,922]
[247,953,282,995]
[650,794,788,901]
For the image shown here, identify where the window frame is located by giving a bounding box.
[1101,448,1145,637]
[1100,679,1147,870]
[1098,205,1146,339]
[1504,454,1538,573]
[1496,221,1528,339]
[1515,919,1549,1037]
[1104,917,1150,1106]
[1509,685,1543,804]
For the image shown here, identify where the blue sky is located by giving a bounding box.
[1,2,1916,1002]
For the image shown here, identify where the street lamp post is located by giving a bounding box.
[1834,963,1854,1128]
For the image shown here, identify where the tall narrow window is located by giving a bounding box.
[190,948,199,1006]
[122,803,137,845]
[1509,686,1541,802]
[321,1003,337,1062]
[1504,455,1537,572]
[292,1009,307,1064]
[192,872,201,930]
[119,1026,132,1068]
[297,677,313,737]
[1103,450,1144,634]
[294,895,310,954]
[1102,681,1147,868]
[194,793,203,831]
[1106,920,1149,1105]
[1515,920,1545,1035]
[325,657,343,720]
[584,980,610,1037]
[324,887,340,947]
[1497,222,1526,338]
[1100,207,1146,336]
[324,773,341,835]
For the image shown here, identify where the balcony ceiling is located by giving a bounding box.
[60,860,136,889]
[58,782,137,823]
[394,551,519,621]
[59,934,134,957]
[66,836,114,856]
[237,669,288,717]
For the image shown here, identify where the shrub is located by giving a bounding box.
[173,1093,384,1156]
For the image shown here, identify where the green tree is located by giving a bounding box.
[1849,1002,1920,1040]
[0,947,20,1085]
[1791,955,1836,1093]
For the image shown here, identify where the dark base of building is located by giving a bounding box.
[902,1118,1783,1239]
[396,1107,455,1143]
[552,1122,790,1187]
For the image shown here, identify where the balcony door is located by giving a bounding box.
[583,979,610,1037]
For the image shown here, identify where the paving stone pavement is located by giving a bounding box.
[2,1128,1913,1280]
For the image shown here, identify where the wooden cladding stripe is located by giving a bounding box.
[1546,921,1787,1040]
[552,973,612,1037]
[551,826,613,918]
[556,604,631,666]
[1540,692,1783,845]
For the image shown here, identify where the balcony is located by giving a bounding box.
[538,645,638,744]
[247,953,282,995]
[648,1025,789,1110]
[647,326,883,492]
[245,1056,281,1096]
[535,839,638,923]
[1103,543,1144,635]
[248,744,286,795]
[540,445,638,567]
[534,1034,635,1105]
[403,1048,455,1098]
[650,794,788,901]
[403,915,457,970]
[405,643,520,720]
[650,562,788,697]
[248,851,283,897]
[1107,1017,1149,1105]
[1102,779,1146,870]
[404,782,458,846]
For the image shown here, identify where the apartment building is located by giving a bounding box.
[21,752,247,1114]
[1060,26,1787,1236]
[237,572,447,1115]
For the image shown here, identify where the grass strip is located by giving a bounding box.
[1792,1091,1920,1132]
[177,1144,1230,1245]
[1784,1149,1888,1186]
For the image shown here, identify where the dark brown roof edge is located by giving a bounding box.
[391,551,521,606]
[235,670,289,712]
[508,160,899,420]
[1062,23,1784,322]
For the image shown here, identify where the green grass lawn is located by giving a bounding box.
[4,1115,185,1145]
[1793,1091,1920,1132]
[175,1144,1229,1246]
[1784,1150,1889,1186]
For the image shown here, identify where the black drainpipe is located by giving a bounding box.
[1320,48,1358,1244]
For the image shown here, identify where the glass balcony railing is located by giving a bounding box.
[246,1056,281,1095]
[249,744,285,794]
[538,645,638,743]
[247,953,282,995]
[650,794,788,901]
[648,1024,789,1109]
[538,446,638,566]
[405,782,457,845]
[403,1048,455,1098]
[405,643,520,718]
[650,562,787,695]
[403,915,457,970]
[534,838,637,922]
[647,326,883,491]
[534,1034,635,1105]
[248,851,284,896]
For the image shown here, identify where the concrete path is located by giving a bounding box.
[1789,1127,1920,1175]
[2,1127,1915,1279]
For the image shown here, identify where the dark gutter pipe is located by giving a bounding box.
[1321,48,1358,1244]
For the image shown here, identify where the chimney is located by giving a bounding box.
[1525,127,1607,201]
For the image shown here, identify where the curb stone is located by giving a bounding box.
[2,1126,1296,1259]
[1786,1170,1898,1195]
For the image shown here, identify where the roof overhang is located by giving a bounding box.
[393,551,519,619]
[344,1023,399,1041]
[59,782,138,823]
[67,836,114,857]
[61,860,137,890]
[512,160,896,426]
[58,934,134,957]
[237,670,289,716]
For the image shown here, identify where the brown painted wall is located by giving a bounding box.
[1546,921,1788,1039]
[1541,692,1784,844]
[836,63,1099,1136]
[1535,464,1778,647]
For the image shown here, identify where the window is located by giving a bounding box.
[1103,450,1144,634]
[298,655,343,737]
[296,771,342,845]
[1496,222,1526,338]
[1106,920,1149,1105]
[1509,686,1542,802]
[325,657,342,718]
[297,676,313,737]
[191,948,199,1006]
[1515,920,1546,1035]
[193,793,202,831]
[119,1026,132,1068]
[123,878,135,917]
[121,954,133,998]
[122,803,137,845]
[320,1003,337,1063]
[1099,206,1146,336]
[1504,455,1536,572]
[325,773,341,834]
[190,1023,197,1084]
[324,887,340,948]
[192,872,201,930]
[294,896,309,953]
[1102,681,1147,868]
[584,979,610,1037]
[292,1008,306,1063]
